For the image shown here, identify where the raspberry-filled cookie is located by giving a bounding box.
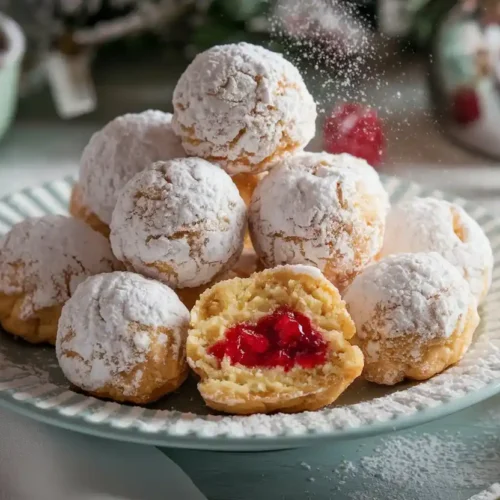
[0,215,117,344]
[249,152,389,291]
[344,252,479,385]
[187,265,363,415]
[172,42,317,175]
[57,272,190,404]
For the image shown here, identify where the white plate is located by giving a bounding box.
[0,175,499,451]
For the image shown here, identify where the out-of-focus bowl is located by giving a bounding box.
[0,13,25,142]
[431,3,500,160]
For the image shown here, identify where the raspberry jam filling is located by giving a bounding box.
[208,307,328,371]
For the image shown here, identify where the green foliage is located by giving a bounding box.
[188,0,273,53]
[218,0,270,22]
[410,0,458,49]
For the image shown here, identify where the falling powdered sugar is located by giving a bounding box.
[270,0,379,115]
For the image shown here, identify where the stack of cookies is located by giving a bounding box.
[0,42,493,415]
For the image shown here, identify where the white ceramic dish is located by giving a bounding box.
[0,175,499,451]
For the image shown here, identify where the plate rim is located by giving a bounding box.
[1,174,500,451]
[2,378,500,451]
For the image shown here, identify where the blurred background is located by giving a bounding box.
[1,0,500,207]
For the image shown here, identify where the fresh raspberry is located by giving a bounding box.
[323,103,385,167]
[452,87,480,125]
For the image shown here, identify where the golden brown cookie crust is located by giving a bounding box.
[69,183,110,238]
[82,343,189,405]
[0,217,117,345]
[355,304,480,385]
[0,291,62,344]
[57,272,190,404]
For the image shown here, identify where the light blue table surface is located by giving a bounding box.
[164,395,500,500]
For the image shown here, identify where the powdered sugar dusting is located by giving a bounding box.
[0,215,117,318]
[249,152,389,286]
[80,110,185,225]
[381,197,494,303]
[270,0,379,116]
[344,252,472,341]
[56,271,190,392]
[283,264,324,279]
[110,157,247,289]
[172,42,317,175]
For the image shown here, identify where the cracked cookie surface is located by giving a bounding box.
[80,110,185,225]
[380,197,493,304]
[172,42,317,175]
[249,152,389,291]
[0,215,117,344]
[110,157,247,289]
[56,271,190,404]
[344,252,479,385]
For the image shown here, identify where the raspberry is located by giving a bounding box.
[452,87,480,125]
[323,103,385,167]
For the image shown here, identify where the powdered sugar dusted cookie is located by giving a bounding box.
[380,197,493,303]
[344,252,479,385]
[56,272,190,404]
[249,152,389,291]
[0,215,117,344]
[172,42,317,175]
[79,110,185,228]
[110,157,247,289]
